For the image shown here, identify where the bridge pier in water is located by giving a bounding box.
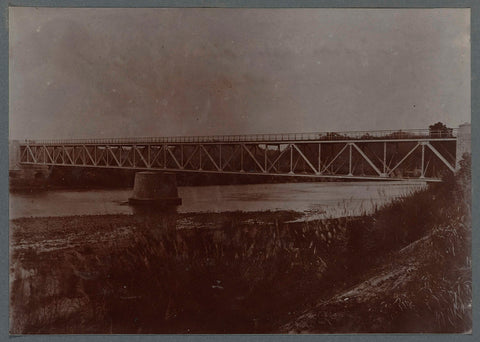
[129,171,182,206]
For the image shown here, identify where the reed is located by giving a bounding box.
[282,153,471,333]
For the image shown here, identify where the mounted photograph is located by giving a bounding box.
[8,7,471,334]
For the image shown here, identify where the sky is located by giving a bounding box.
[9,8,470,140]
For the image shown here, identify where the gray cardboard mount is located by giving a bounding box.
[1,0,478,341]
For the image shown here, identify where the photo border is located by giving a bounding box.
[1,1,478,341]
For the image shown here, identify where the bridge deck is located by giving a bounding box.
[24,128,457,145]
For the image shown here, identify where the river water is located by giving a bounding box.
[10,181,427,220]
[10,180,431,333]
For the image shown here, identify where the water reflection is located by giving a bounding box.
[9,181,427,219]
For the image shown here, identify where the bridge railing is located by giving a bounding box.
[22,128,457,145]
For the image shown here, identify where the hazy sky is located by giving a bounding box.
[9,8,470,140]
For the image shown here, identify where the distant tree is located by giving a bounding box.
[429,122,453,138]
[387,130,406,139]
[361,133,372,139]
[429,121,447,131]
[458,152,471,184]
[325,132,343,140]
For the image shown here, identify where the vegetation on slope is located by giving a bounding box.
[283,153,472,333]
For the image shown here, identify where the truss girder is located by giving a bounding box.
[18,139,458,181]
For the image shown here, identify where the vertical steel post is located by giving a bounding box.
[133,145,136,167]
[290,144,293,173]
[117,146,122,167]
[348,143,352,176]
[219,144,222,170]
[383,141,386,174]
[318,143,322,174]
[421,143,425,178]
[264,145,267,172]
[148,145,151,167]
[240,144,244,171]
[277,144,280,172]
[199,145,202,170]
[163,144,167,169]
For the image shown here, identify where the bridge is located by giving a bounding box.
[14,125,471,182]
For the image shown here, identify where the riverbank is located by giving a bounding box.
[9,157,471,333]
[10,209,357,333]
[283,158,472,333]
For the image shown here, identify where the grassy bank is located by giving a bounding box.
[9,156,471,333]
[10,210,353,333]
[283,155,472,333]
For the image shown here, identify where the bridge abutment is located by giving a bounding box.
[456,123,471,170]
[129,172,182,206]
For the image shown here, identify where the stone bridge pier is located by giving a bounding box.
[9,140,51,187]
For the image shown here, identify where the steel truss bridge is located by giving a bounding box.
[18,129,459,181]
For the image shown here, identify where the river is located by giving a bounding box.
[10,181,427,220]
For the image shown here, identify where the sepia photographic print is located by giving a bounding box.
[8,6,472,334]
